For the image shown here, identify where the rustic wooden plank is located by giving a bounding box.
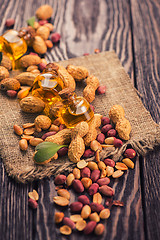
[0,1,42,239]
[130,0,160,239]
[34,1,144,240]
[0,160,34,240]
[0,0,154,239]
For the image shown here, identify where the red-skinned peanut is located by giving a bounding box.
[78,195,90,205]
[84,221,97,235]
[70,202,83,213]
[101,124,113,134]
[54,175,66,185]
[101,116,110,125]
[113,138,123,148]
[124,149,136,159]
[63,217,76,229]
[104,158,115,167]
[90,203,104,213]
[97,177,110,186]
[88,183,99,195]
[81,167,91,178]
[107,129,116,137]
[96,133,105,144]
[91,169,100,182]
[83,149,95,158]
[99,185,115,197]
[72,179,84,193]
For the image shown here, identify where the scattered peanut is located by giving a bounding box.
[70,215,83,223]
[54,212,64,224]
[57,189,70,200]
[60,225,72,235]
[122,158,134,169]
[81,205,91,219]
[94,223,105,235]
[76,219,87,231]
[115,162,128,170]
[112,170,124,178]
[53,196,69,206]
[77,160,88,169]
[19,139,28,151]
[99,208,110,219]
[89,212,100,222]
[93,192,102,204]
[14,124,23,136]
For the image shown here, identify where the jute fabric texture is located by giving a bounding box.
[0,51,160,183]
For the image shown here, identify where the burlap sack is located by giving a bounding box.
[0,51,160,183]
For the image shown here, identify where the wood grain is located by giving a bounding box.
[0,0,159,239]
[131,1,160,239]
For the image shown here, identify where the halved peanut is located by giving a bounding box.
[89,212,100,222]
[70,214,83,223]
[54,212,64,223]
[21,135,34,141]
[99,208,110,219]
[22,123,35,129]
[77,160,88,169]
[28,189,39,201]
[122,158,134,169]
[24,127,35,135]
[93,192,102,204]
[81,178,92,189]
[112,170,124,178]
[100,169,107,178]
[81,205,91,219]
[66,173,75,186]
[115,162,128,170]
[57,189,70,200]
[53,196,69,206]
[98,161,106,170]
[60,225,72,235]
[106,166,114,177]
[76,219,87,231]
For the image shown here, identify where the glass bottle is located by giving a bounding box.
[32,63,64,116]
[0,29,27,69]
[57,88,94,128]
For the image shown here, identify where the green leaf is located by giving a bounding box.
[34,142,67,163]
[0,52,2,64]
[27,16,35,28]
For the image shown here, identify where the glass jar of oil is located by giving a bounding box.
[58,88,94,128]
[32,64,64,116]
[0,30,27,69]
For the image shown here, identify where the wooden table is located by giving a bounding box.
[0,0,160,239]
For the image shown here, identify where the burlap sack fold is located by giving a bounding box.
[0,51,160,183]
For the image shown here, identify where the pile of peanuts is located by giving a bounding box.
[52,144,136,236]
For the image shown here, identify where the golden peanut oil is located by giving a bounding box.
[0,30,27,69]
[32,72,64,116]
[59,95,94,128]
